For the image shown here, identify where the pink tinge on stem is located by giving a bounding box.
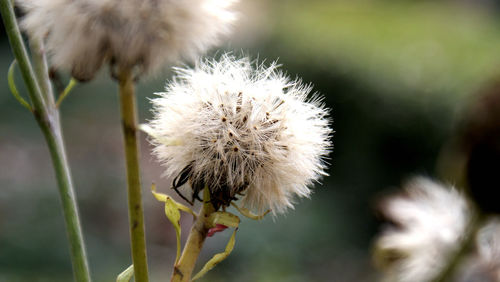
[207,224,228,237]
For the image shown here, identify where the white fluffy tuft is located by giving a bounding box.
[147,54,332,214]
[458,219,500,282]
[375,177,472,282]
[17,0,237,81]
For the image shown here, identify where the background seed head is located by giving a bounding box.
[374,177,472,282]
[458,219,500,282]
[148,54,332,214]
[17,0,238,81]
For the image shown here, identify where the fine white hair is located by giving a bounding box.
[458,219,500,282]
[147,54,332,214]
[375,177,472,282]
[17,0,238,81]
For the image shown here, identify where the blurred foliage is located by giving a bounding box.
[272,0,500,107]
[2,0,500,281]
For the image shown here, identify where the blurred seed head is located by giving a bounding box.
[17,0,238,81]
[458,219,500,282]
[374,177,472,282]
[146,54,332,213]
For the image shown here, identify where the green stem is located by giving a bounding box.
[0,1,44,111]
[8,60,32,111]
[171,188,216,282]
[1,2,91,281]
[39,116,91,282]
[30,40,55,107]
[117,68,149,282]
[56,79,77,108]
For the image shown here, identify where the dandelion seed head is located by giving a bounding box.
[374,177,472,282]
[147,54,332,214]
[458,219,500,282]
[17,0,238,81]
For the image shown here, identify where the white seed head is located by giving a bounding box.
[17,0,237,81]
[374,177,472,282]
[147,54,332,214]
[458,219,500,282]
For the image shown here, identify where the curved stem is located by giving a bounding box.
[0,1,44,110]
[1,2,91,281]
[117,68,149,282]
[56,78,77,108]
[8,60,32,111]
[171,188,216,282]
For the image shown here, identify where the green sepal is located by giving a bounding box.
[231,202,270,220]
[151,183,196,217]
[207,211,240,228]
[165,196,182,263]
[8,60,32,111]
[56,78,77,108]
[116,264,134,282]
[151,183,196,263]
[192,228,238,281]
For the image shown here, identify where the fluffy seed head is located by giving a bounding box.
[458,219,500,282]
[374,177,472,282]
[147,54,332,214]
[17,0,237,81]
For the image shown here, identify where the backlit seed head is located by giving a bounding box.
[147,54,332,214]
[17,0,238,81]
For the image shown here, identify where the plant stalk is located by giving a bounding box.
[171,188,216,282]
[117,68,149,282]
[1,2,91,281]
[39,115,91,282]
[0,1,44,110]
[30,40,54,106]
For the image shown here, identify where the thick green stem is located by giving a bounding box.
[171,188,216,282]
[1,2,90,281]
[117,68,149,282]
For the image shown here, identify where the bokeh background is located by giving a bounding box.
[2,0,500,281]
